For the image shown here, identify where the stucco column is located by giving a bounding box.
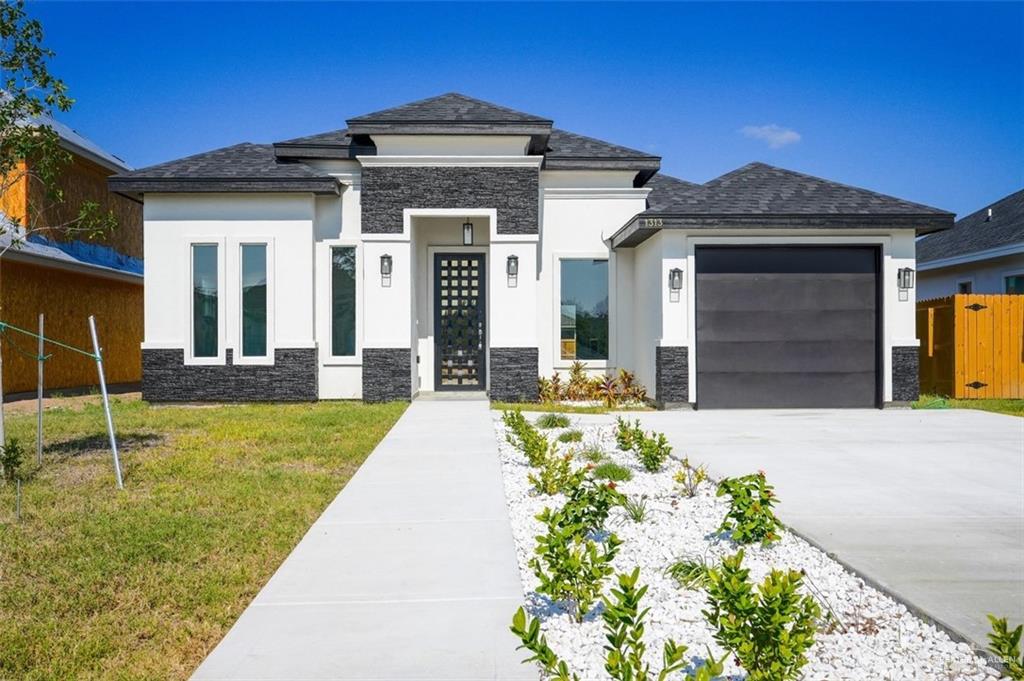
[656,231,691,408]
[361,238,414,401]
[489,238,540,401]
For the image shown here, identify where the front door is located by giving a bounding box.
[434,253,486,390]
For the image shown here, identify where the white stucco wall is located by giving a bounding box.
[918,252,1024,300]
[142,193,316,364]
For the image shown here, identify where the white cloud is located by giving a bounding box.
[740,124,801,149]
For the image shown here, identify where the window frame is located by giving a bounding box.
[1003,269,1024,295]
[185,238,226,366]
[318,239,362,366]
[955,278,974,294]
[554,253,611,369]
[234,240,276,365]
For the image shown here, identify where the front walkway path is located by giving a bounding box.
[192,399,531,680]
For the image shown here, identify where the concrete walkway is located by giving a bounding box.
[629,407,1024,650]
[192,399,531,680]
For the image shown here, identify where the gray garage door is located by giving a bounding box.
[695,246,879,409]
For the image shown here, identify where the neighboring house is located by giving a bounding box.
[0,116,143,394]
[917,188,1024,298]
[109,93,953,408]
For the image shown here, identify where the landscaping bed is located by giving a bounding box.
[493,412,1007,680]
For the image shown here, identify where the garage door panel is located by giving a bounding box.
[697,340,876,373]
[696,273,877,312]
[697,371,878,409]
[697,309,877,342]
[695,246,879,409]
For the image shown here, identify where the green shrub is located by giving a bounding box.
[576,444,605,463]
[666,554,713,590]
[537,413,571,429]
[529,449,584,496]
[674,457,709,497]
[987,615,1024,679]
[1,438,25,482]
[557,429,583,443]
[530,509,621,621]
[716,472,783,545]
[703,550,820,681]
[512,568,725,679]
[620,495,647,523]
[593,461,632,482]
[614,417,639,451]
[541,476,625,538]
[633,431,671,472]
[504,409,552,467]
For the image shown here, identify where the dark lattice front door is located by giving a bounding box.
[434,253,487,391]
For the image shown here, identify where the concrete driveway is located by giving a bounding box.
[629,407,1024,650]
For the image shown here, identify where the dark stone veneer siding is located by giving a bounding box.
[362,347,413,402]
[891,346,920,403]
[142,348,317,402]
[360,166,539,235]
[490,347,539,402]
[655,346,689,407]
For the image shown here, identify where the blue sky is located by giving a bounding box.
[34,1,1023,217]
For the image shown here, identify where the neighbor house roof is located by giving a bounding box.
[916,188,1024,267]
[108,143,340,197]
[22,111,131,172]
[611,162,955,247]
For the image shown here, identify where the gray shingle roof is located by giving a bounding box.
[647,162,952,217]
[272,128,375,160]
[277,128,354,146]
[546,129,657,161]
[917,188,1024,263]
[108,143,339,195]
[348,93,551,124]
[644,173,702,212]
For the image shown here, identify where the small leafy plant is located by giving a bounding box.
[673,457,709,498]
[512,568,726,680]
[593,461,632,482]
[987,615,1024,679]
[566,361,591,401]
[540,476,625,539]
[614,417,640,451]
[537,413,571,429]
[504,409,553,467]
[703,550,821,681]
[716,471,783,545]
[633,431,671,472]
[666,554,713,590]
[1,438,25,482]
[576,443,605,463]
[596,374,619,408]
[530,511,622,621]
[529,450,585,496]
[620,495,648,523]
[557,429,583,444]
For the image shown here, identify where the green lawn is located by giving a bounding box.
[491,401,653,414]
[0,397,406,680]
[913,394,1024,417]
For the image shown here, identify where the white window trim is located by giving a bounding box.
[1001,268,1024,294]
[184,238,227,366]
[320,239,362,366]
[233,239,276,366]
[955,277,975,294]
[553,252,611,370]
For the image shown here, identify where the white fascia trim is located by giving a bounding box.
[357,155,544,168]
[543,187,652,200]
[330,170,361,188]
[917,243,1024,271]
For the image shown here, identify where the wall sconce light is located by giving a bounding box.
[506,254,519,288]
[897,267,915,290]
[463,220,474,246]
[668,267,683,302]
[380,254,392,287]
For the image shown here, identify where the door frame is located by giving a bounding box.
[692,243,883,409]
[430,248,489,392]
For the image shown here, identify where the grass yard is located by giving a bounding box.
[0,397,406,680]
[491,401,653,414]
[913,394,1024,417]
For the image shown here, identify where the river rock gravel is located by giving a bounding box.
[493,414,1007,681]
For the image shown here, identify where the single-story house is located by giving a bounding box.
[917,188,1024,298]
[109,93,953,408]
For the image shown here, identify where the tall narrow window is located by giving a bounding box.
[192,244,218,358]
[560,259,608,360]
[241,244,268,357]
[332,246,356,356]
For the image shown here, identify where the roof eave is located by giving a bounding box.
[346,121,553,136]
[107,176,341,198]
[272,143,375,161]
[610,212,955,249]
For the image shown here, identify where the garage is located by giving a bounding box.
[695,245,880,408]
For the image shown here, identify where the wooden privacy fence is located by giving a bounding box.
[917,294,1024,399]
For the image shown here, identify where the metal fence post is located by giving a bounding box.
[88,315,122,489]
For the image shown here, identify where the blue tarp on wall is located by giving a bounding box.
[26,235,144,275]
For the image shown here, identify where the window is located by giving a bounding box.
[957,280,973,294]
[192,244,218,358]
[331,246,357,355]
[1006,275,1024,294]
[241,244,268,357]
[560,259,608,361]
